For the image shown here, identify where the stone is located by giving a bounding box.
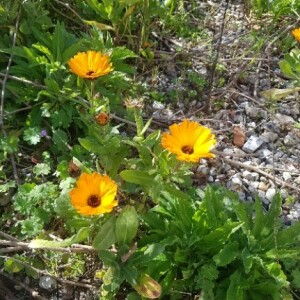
[242,135,264,153]
[242,170,252,180]
[266,188,276,201]
[275,113,295,124]
[260,131,278,143]
[282,172,292,181]
[295,176,300,184]
[257,148,272,160]
[284,134,296,146]
[258,182,268,192]
[39,276,57,290]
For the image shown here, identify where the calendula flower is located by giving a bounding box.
[69,172,118,215]
[292,28,300,42]
[161,119,216,163]
[68,51,113,79]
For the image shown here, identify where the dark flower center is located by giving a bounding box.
[181,145,194,154]
[86,70,95,76]
[87,194,101,207]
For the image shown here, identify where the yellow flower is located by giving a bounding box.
[161,119,216,163]
[68,51,113,79]
[69,172,118,215]
[292,28,300,42]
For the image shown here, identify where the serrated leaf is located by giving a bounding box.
[116,206,139,245]
[92,215,117,250]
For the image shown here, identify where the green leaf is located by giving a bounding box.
[278,60,297,79]
[226,270,246,300]
[201,222,243,252]
[79,137,101,153]
[213,241,239,266]
[120,170,154,187]
[0,135,19,154]
[252,196,265,239]
[4,258,24,273]
[261,193,282,238]
[23,127,41,145]
[72,227,91,244]
[116,206,139,245]
[92,215,117,250]
[33,163,51,176]
[276,221,300,248]
[242,248,253,274]
[52,129,69,151]
[98,250,118,268]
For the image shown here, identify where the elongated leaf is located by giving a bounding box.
[266,249,300,259]
[84,20,115,31]
[116,206,139,245]
[92,215,117,250]
[120,170,154,187]
[253,196,264,239]
[261,193,282,238]
[226,270,246,300]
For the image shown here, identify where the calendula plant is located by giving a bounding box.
[279,28,300,83]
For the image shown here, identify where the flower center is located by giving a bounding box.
[87,194,101,207]
[181,145,194,154]
[86,70,95,76]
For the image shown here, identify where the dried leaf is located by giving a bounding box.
[233,126,245,148]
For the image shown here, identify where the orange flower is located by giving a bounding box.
[69,172,118,215]
[292,28,300,42]
[68,51,113,79]
[161,119,216,163]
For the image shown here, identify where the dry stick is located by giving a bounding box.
[0,256,99,289]
[213,150,300,193]
[0,10,21,185]
[0,270,47,300]
[204,0,230,113]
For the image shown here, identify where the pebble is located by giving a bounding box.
[258,182,268,192]
[282,172,292,181]
[266,188,276,201]
[275,113,295,124]
[39,276,57,290]
[284,134,297,146]
[242,135,264,153]
[260,131,278,143]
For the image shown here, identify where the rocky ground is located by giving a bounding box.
[138,0,300,223]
